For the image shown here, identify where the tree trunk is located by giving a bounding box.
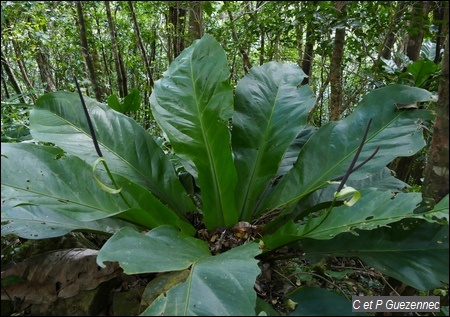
[423,35,449,202]
[128,0,154,89]
[105,1,127,97]
[294,2,303,68]
[188,1,204,43]
[227,8,252,74]
[1,68,11,100]
[1,50,25,103]
[259,25,265,66]
[93,14,112,96]
[328,1,347,121]
[381,2,405,60]
[301,20,315,85]
[433,1,448,64]
[169,2,186,59]
[76,1,103,101]
[12,39,36,102]
[406,1,431,62]
[35,50,57,93]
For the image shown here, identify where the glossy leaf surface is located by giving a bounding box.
[232,62,315,220]
[1,143,195,234]
[150,34,238,229]
[260,85,434,214]
[1,205,134,239]
[262,190,436,250]
[98,226,262,316]
[31,91,195,215]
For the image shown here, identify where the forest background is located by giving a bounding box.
[1,1,448,195]
[0,1,449,316]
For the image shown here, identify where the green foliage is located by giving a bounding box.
[1,100,32,143]
[107,88,142,113]
[1,34,448,315]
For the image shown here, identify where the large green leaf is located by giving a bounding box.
[1,205,134,239]
[1,143,195,234]
[98,226,262,316]
[31,91,195,215]
[111,174,196,235]
[277,126,317,176]
[262,190,426,249]
[232,62,315,220]
[295,190,424,239]
[1,143,128,220]
[142,243,261,316]
[302,220,449,291]
[97,226,211,273]
[262,167,412,235]
[259,85,434,214]
[150,34,238,229]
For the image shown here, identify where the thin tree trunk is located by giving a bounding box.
[128,0,154,88]
[169,2,186,59]
[433,1,448,64]
[227,8,252,74]
[12,39,36,102]
[1,68,11,99]
[328,1,347,121]
[76,1,103,101]
[1,50,25,103]
[406,1,431,62]
[294,2,303,69]
[188,1,204,43]
[105,1,127,97]
[259,25,265,66]
[423,35,449,202]
[381,2,405,60]
[301,21,315,85]
[94,16,112,96]
[166,11,173,64]
[35,50,57,93]
[149,35,157,79]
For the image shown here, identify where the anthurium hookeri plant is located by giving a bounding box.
[1,34,448,316]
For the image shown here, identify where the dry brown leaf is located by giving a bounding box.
[1,248,121,309]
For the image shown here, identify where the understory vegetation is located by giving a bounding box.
[1,1,449,316]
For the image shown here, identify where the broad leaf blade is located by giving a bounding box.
[261,85,434,213]
[1,205,135,239]
[232,62,315,220]
[31,91,195,215]
[142,244,261,316]
[112,174,196,234]
[150,34,238,229]
[297,190,423,240]
[97,226,211,273]
[123,88,141,112]
[262,190,429,250]
[1,143,129,220]
[1,143,194,233]
[302,220,449,291]
[262,167,411,236]
[277,125,317,176]
[98,226,262,316]
[107,94,122,112]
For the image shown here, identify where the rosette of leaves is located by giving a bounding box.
[1,34,448,316]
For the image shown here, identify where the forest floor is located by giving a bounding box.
[1,232,448,316]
